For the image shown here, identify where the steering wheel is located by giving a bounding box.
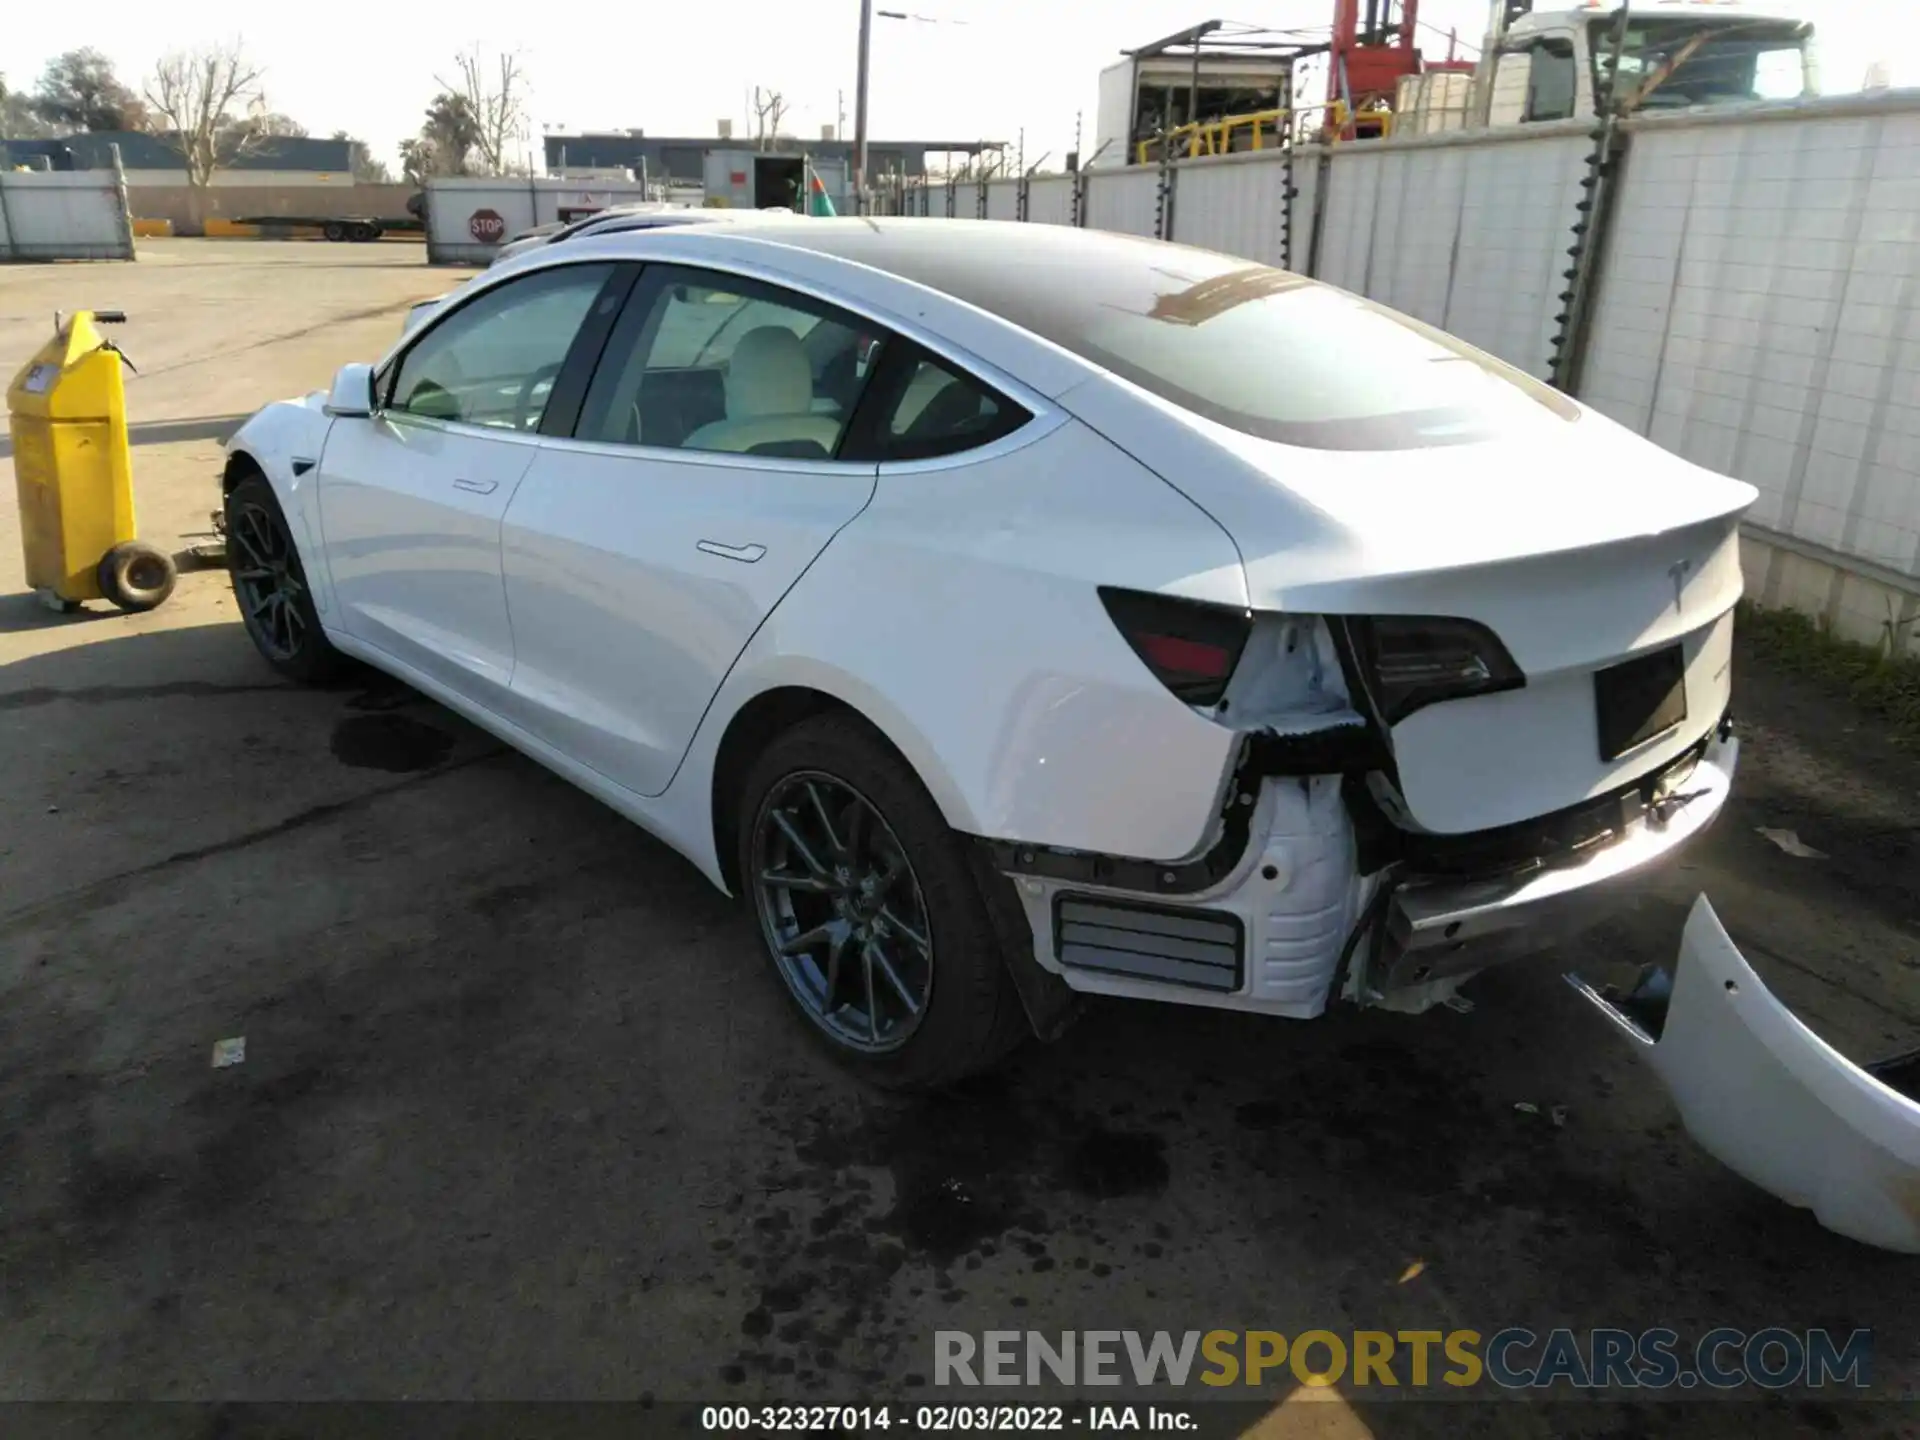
[513,362,564,431]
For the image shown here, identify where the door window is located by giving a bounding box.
[575,268,883,459]
[1525,40,1579,121]
[388,263,616,432]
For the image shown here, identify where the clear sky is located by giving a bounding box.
[4,0,1908,173]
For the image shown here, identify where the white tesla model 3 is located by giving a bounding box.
[221,217,1758,1088]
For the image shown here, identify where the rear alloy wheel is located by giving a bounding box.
[225,474,350,684]
[740,716,1029,1088]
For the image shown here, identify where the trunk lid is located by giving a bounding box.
[1066,379,1758,835]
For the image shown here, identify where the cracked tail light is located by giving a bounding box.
[1099,587,1252,708]
[1352,615,1524,723]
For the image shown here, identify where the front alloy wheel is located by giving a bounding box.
[751,771,934,1054]
[224,473,349,685]
[229,496,310,663]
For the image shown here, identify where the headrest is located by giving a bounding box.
[726,326,812,418]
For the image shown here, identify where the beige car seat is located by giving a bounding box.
[682,326,844,456]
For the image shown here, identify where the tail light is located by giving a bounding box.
[1099,587,1251,707]
[1350,615,1524,723]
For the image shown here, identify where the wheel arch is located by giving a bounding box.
[705,675,981,896]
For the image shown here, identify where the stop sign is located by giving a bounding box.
[469,208,506,243]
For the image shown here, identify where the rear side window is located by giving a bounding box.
[852,347,1029,462]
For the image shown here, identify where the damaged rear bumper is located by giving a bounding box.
[1375,728,1737,994]
[1570,895,1920,1254]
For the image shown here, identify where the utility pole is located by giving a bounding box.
[853,0,873,212]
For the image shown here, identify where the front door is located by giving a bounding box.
[316,261,624,705]
[499,264,888,796]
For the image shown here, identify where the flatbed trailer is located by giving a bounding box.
[233,215,424,242]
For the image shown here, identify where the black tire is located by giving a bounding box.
[350,222,378,243]
[737,714,1030,1090]
[97,540,177,612]
[322,220,347,243]
[225,473,351,684]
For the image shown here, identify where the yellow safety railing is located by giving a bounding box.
[1134,99,1397,165]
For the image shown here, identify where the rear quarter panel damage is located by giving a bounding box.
[669,419,1253,871]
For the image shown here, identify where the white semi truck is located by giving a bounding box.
[1399,0,1819,135]
[1095,1,1821,161]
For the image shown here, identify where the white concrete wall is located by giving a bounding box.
[1083,166,1160,239]
[119,170,355,188]
[1314,122,1593,379]
[1166,149,1291,269]
[424,176,655,263]
[0,170,133,261]
[1582,94,1920,643]
[986,179,1019,221]
[1026,175,1073,226]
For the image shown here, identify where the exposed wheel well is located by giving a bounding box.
[711,686,899,893]
[222,451,265,495]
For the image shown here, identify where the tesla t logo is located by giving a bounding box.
[1669,559,1693,613]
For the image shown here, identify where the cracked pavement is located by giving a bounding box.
[1,242,1916,1436]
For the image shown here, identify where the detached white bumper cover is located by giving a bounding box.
[1572,897,1920,1253]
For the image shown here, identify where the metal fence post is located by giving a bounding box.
[976,174,987,220]
[1155,134,1177,241]
[109,144,136,259]
[1016,175,1030,223]
[0,167,15,262]
[945,176,956,218]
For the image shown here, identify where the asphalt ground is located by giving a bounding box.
[1,241,1915,1437]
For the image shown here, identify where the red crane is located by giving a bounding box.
[1328,0,1471,138]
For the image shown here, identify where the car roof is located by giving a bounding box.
[585,216,1264,337]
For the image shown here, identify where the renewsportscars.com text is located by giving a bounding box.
[934,1328,1873,1392]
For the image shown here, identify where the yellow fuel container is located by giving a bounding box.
[8,309,175,613]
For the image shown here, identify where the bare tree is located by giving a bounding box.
[751,87,789,150]
[142,43,267,222]
[439,46,527,175]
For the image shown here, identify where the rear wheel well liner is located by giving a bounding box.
[222,450,266,495]
[712,687,881,893]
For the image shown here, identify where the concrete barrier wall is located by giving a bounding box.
[424,176,657,264]
[1167,149,1293,270]
[0,170,133,260]
[1315,122,1593,380]
[1582,94,1920,647]
[1027,176,1073,226]
[1083,166,1160,238]
[986,179,1019,221]
[128,183,415,233]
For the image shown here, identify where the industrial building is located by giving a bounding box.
[542,129,1006,210]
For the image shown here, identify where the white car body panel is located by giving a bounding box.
[1060,374,1756,833]
[665,416,1251,868]
[498,441,880,798]
[1572,896,1920,1255]
[218,219,1920,1248]
[317,416,542,706]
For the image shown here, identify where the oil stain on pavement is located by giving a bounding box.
[330,712,455,773]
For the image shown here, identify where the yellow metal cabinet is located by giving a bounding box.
[7,309,175,612]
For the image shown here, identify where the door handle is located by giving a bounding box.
[697,540,766,564]
[453,477,498,495]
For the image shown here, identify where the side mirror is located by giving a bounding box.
[324,362,376,418]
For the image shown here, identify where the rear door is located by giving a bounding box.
[316,262,628,707]
[497,264,889,796]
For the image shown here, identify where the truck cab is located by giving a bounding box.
[1476,2,1817,128]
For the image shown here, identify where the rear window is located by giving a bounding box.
[1054,264,1578,449]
